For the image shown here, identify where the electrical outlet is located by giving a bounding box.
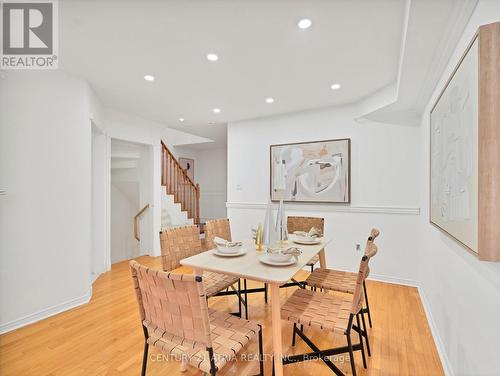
[355,243,361,252]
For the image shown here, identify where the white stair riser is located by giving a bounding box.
[161,189,194,229]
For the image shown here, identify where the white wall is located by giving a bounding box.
[0,71,93,333]
[198,147,227,221]
[227,105,421,282]
[176,146,228,221]
[417,2,500,375]
[110,182,139,263]
[102,110,165,257]
[110,140,154,257]
[91,125,110,277]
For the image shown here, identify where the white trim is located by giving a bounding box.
[0,288,92,335]
[226,202,420,215]
[417,285,454,376]
[367,273,420,287]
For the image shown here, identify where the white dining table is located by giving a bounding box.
[180,235,332,376]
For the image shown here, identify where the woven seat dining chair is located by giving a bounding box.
[130,261,264,376]
[287,216,325,273]
[280,240,379,376]
[160,225,245,318]
[304,228,380,356]
[205,218,259,317]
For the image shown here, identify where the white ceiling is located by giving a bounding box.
[59,0,405,144]
[59,0,476,147]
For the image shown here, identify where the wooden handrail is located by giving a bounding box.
[161,141,197,187]
[134,204,150,241]
[161,141,200,225]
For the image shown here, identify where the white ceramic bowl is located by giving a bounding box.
[267,251,293,263]
[297,235,316,242]
[216,244,242,254]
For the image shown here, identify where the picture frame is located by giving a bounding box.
[179,157,194,181]
[269,138,351,203]
[429,32,479,255]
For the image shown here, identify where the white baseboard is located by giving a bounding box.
[0,271,453,376]
[0,288,93,335]
[368,272,420,287]
[417,285,454,376]
[311,268,453,375]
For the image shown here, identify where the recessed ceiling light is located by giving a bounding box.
[330,83,341,90]
[298,19,312,29]
[178,118,185,122]
[207,53,218,61]
[213,108,221,114]
[144,74,155,82]
[265,97,275,104]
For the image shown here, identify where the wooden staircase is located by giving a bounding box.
[161,141,200,226]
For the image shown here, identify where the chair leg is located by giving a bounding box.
[360,310,371,356]
[238,279,242,318]
[208,347,217,375]
[244,279,249,319]
[310,264,314,273]
[258,325,264,376]
[141,341,149,376]
[346,333,357,376]
[356,314,367,368]
[363,281,372,328]
[291,323,297,347]
[264,283,268,304]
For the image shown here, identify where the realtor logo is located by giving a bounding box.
[1,0,58,69]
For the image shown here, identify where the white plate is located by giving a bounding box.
[258,254,296,266]
[212,248,247,257]
[293,238,321,245]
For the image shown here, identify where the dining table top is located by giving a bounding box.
[180,235,332,285]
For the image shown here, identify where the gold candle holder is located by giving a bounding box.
[255,223,263,251]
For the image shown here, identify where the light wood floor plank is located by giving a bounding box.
[0,256,444,375]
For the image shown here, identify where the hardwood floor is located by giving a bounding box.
[0,256,444,375]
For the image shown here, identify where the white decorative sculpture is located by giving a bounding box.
[262,197,278,245]
[275,200,288,241]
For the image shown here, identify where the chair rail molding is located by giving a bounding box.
[226,202,420,216]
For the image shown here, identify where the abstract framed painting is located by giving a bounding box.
[270,138,351,203]
[430,33,479,254]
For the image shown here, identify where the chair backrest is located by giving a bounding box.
[160,225,202,271]
[350,254,371,314]
[365,228,380,257]
[287,216,324,235]
[205,218,232,250]
[350,228,380,314]
[130,260,212,347]
[363,228,380,277]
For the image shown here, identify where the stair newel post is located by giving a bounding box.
[175,165,179,202]
[171,156,174,195]
[181,172,185,210]
[168,154,172,193]
[167,153,170,192]
[183,175,186,211]
[196,183,200,225]
[161,148,165,186]
[167,152,170,190]
[188,184,191,218]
